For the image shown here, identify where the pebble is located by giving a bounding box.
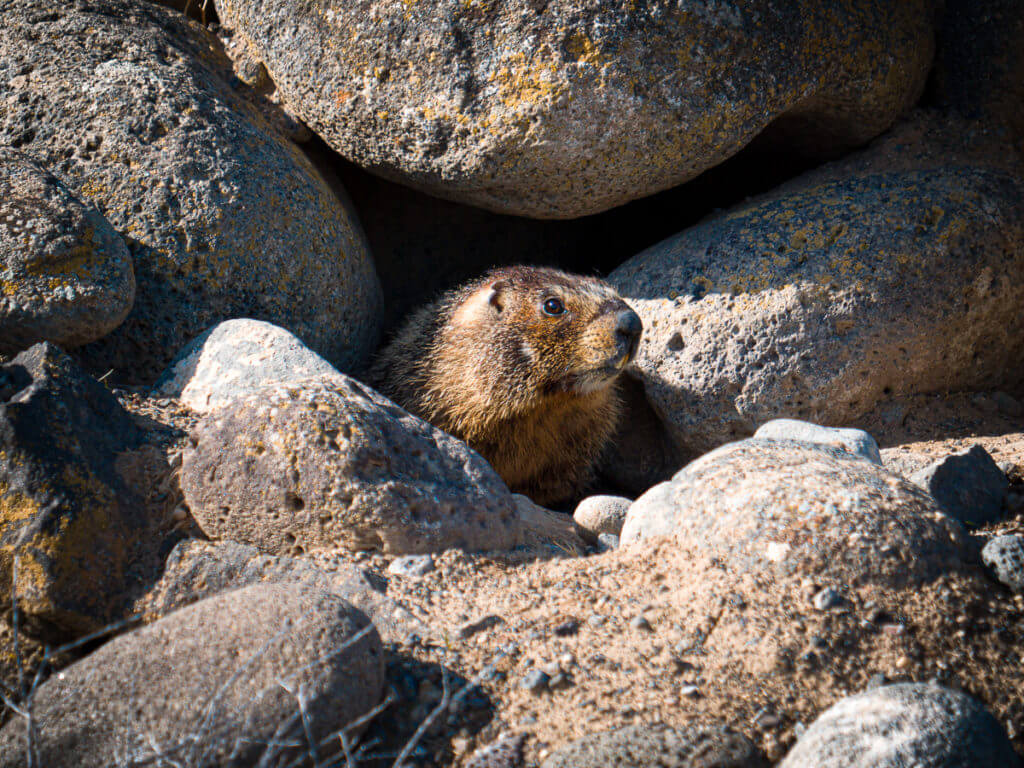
[388,554,435,579]
[457,615,505,640]
[554,618,580,636]
[573,495,632,539]
[812,587,844,611]
[981,535,1024,592]
[680,684,700,697]
[521,669,551,693]
[631,615,653,631]
[597,533,621,552]
[909,445,1008,526]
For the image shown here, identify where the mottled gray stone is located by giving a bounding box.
[609,114,1024,479]
[910,445,1009,526]
[387,554,436,579]
[181,377,521,554]
[541,724,765,768]
[0,149,133,354]
[573,495,632,540]
[217,0,932,218]
[154,319,345,413]
[0,583,386,768]
[0,0,381,382]
[621,440,974,588]
[779,683,1017,768]
[754,420,881,465]
[981,534,1024,592]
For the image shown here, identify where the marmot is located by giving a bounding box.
[367,266,642,507]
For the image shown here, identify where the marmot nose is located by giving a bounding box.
[615,308,642,341]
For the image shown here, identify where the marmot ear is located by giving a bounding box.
[486,279,509,313]
[452,279,509,328]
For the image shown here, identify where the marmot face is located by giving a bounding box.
[368,265,642,506]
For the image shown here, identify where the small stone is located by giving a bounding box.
[388,554,436,579]
[549,673,573,690]
[520,669,550,693]
[910,445,1008,526]
[554,619,580,637]
[680,684,700,698]
[812,587,845,611]
[458,615,505,640]
[981,535,1024,592]
[465,733,527,768]
[573,495,632,539]
[597,533,621,552]
[753,420,882,464]
[631,615,653,632]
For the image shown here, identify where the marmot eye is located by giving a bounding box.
[542,297,566,316]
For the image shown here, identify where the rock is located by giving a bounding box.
[0,0,381,382]
[981,535,1024,592]
[778,683,1017,768]
[0,583,385,768]
[181,377,521,554]
[630,615,653,632]
[521,669,550,694]
[466,733,527,768]
[621,440,974,588]
[910,445,1009,526]
[811,587,844,611]
[0,343,165,640]
[541,724,765,768]
[609,113,1024,470]
[511,494,589,557]
[388,554,436,579]
[457,615,504,640]
[153,319,345,414]
[0,149,134,354]
[753,420,881,465]
[137,539,425,642]
[573,495,632,540]
[596,533,620,552]
[218,0,932,218]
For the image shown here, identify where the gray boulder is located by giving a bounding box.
[0,0,381,381]
[609,114,1024,479]
[217,0,932,218]
[753,419,881,464]
[779,683,1018,768]
[573,495,632,541]
[180,378,521,554]
[621,439,974,587]
[0,583,386,768]
[541,724,765,768]
[910,445,1009,526]
[981,534,1024,592]
[154,319,345,414]
[0,149,134,354]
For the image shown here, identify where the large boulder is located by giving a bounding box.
[0,0,381,382]
[217,0,933,218]
[621,439,974,588]
[0,149,134,354]
[0,343,166,640]
[180,378,522,554]
[609,114,1024,479]
[0,583,386,768]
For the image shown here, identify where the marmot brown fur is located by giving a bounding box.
[367,266,643,506]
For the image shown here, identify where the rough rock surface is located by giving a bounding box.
[753,419,881,464]
[621,439,974,587]
[909,445,1008,527]
[541,724,766,768]
[573,495,632,541]
[139,539,426,641]
[778,683,1018,768]
[981,534,1024,593]
[0,149,134,354]
[181,378,521,554]
[0,343,164,639]
[154,319,345,414]
[0,0,381,381]
[0,583,385,768]
[217,0,932,218]
[610,114,1024,475]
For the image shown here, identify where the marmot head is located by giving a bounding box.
[443,266,642,405]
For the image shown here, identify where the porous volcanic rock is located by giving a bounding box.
[0,583,385,768]
[180,378,521,554]
[0,149,133,354]
[610,114,1024,475]
[0,0,381,381]
[0,343,164,640]
[154,319,345,414]
[217,0,932,218]
[621,439,974,587]
[541,724,766,768]
[778,683,1018,768]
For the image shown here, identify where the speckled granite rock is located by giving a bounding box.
[154,319,345,414]
[573,495,632,540]
[217,0,932,218]
[181,378,521,554]
[0,583,385,768]
[609,114,1024,473]
[0,343,165,640]
[0,149,133,354]
[621,439,974,587]
[981,534,1024,592]
[541,724,765,768]
[753,419,881,464]
[779,683,1017,768]
[0,0,381,382]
